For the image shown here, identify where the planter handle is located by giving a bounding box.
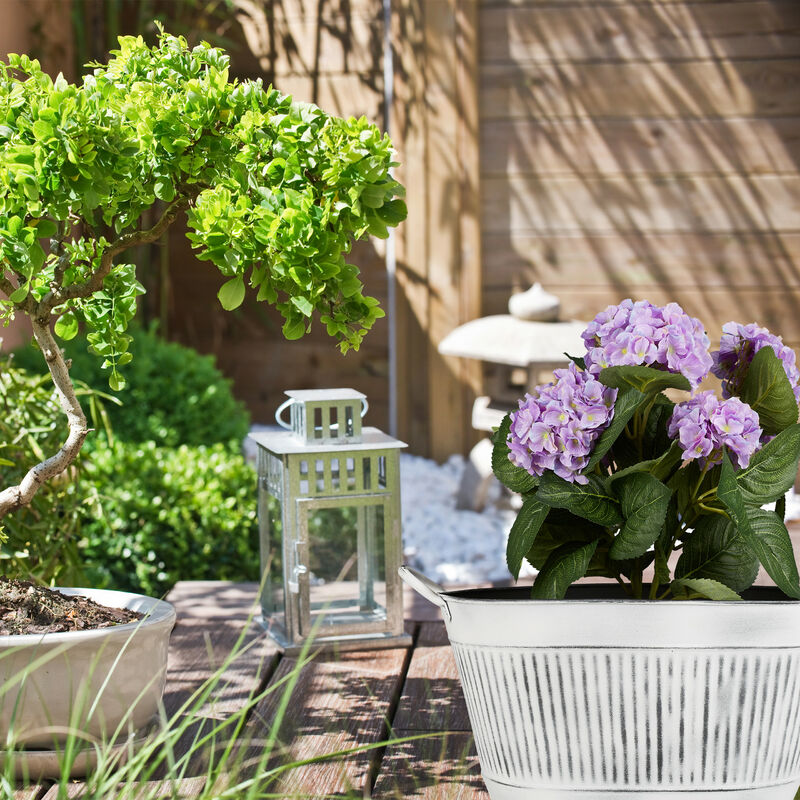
[398,565,452,621]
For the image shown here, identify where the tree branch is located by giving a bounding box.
[39,192,196,315]
[0,319,89,522]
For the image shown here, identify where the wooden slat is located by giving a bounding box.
[480,2,800,63]
[374,621,486,798]
[393,622,471,733]
[238,0,382,21]
[392,0,432,454]
[482,285,800,342]
[13,789,45,800]
[481,231,800,291]
[42,777,206,799]
[234,11,382,76]
[480,59,800,120]
[481,117,800,177]
[372,733,488,800]
[236,646,410,795]
[481,174,800,234]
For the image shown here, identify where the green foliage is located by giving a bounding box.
[13,326,250,448]
[0,361,111,585]
[496,353,800,601]
[80,439,259,597]
[0,28,406,386]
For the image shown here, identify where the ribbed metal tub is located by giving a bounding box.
[400,566,800,799]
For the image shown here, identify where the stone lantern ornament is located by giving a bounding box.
[251,390,410,653]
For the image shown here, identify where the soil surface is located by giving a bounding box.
[0,578,143,635]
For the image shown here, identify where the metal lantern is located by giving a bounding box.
[250,389,411,653]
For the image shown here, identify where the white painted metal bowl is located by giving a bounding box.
[0,588,175,751]
[401,566,800,800]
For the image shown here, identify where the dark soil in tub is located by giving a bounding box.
[0,577,143,635]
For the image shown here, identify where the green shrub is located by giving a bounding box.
[12,326,250,449]
[80,439,259,597]
[0,363,110,585]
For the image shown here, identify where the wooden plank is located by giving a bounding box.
[392,0,432,454]
[236,646,410,796]
[393,622,471,733]
[372,732,488,799]
[237,0,382,21]
[480,231,800,291]
[481,117,800,177]
[480,59,800,120]
[42,778,206,799]
[480,2,800,63]
[482,285,800,343]
[481,174,800,234]
[13,789,46,800]
[234,10,382,76]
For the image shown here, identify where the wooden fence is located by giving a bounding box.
[2,0,799,461]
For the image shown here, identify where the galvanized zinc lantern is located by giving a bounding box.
[251,389,411,653]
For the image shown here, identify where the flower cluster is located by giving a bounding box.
[508,362,617,484]
[712,322,800,403]
[582,299,713,389]
[668,390,762,469]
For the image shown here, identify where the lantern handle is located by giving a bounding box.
[275,398,294,430]
[398,565,451,621]
[275,396,370,430]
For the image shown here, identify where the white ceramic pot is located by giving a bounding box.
[401,566,800,800]
[0,588,175,750]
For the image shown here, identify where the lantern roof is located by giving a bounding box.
[284,388,366,402]
[249,426,407,455]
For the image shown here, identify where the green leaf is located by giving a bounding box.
[217,276,245,311]
[565,353,585,370]
[671,577,743,601]
[108,370,126,392]
[739,346,799,436]
[584,387,645,472]
[525,510,606,570]
[54,312,79,341]
[506,495,549,580]
[282,316,306,340]
[154,178,176,202]
[736,423,800,505]
[599,364,691,394]
[491,414,537,494]
[718,452,800,598]
[675,514,759,592]
[291,295,314,317]
[8,285,28,303]
[530,539,600,599]
[609,472,672,560]
[34,218,58,238]
[537,472,623,528]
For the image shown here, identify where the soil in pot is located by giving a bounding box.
[0,577,143,635]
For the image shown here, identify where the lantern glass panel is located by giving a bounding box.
[298,499,387,634]
[259,493,285,624]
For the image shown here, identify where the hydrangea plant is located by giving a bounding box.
[0,28,405,522]
[494,299,800,601]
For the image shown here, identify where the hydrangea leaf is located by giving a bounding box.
[491,414,538,494]
[735,423,800,505]
[530,539,600,599]
[599,365,691,394]
[675,514,759,593]
[609,472,671,560]
[671,578,743,601]
[584,386,645,473]
[506,494,549,580]
[718,452,800,598]
[537,472,623,528]
[738,346,799,436]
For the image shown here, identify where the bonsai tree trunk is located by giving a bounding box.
[0,318,87,521]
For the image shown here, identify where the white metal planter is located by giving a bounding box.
[401,566,800,800]
[0,588,175,766]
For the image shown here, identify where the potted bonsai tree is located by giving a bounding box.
[403,300,800,799]
[0,27,405,763]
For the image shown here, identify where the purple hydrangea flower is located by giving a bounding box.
[508,362,617,484]
[668,390,762,469]
[582,299,713,389]
[712,321,800,403]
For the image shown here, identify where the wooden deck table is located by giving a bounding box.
[21,581,488,800]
